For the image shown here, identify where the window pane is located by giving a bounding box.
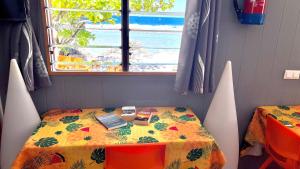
[129,48,179,72]
[48,29,121,47]
[128,0,185,72]
[130,0,186,13]
[46,0,122,73]
[51,47,122,72]
[130,31,182,49]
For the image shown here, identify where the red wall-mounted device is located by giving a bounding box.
[234,0,266,25]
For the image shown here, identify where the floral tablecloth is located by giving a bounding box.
[12,107,225,169]
[241,105,300,156]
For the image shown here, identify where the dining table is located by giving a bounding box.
[12,107,225,169]
[241,105,300,157]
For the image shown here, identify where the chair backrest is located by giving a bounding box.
[265,116,300,167]
[105,143,166,169]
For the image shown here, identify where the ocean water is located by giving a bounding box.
[79,15,184,71]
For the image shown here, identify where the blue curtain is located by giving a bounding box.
[175,0,222,94]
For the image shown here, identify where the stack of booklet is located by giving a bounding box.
[95,107,157,129]
[121,106,136,121]
[133,111,153,126]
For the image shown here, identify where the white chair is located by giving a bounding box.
[1,59,41,169]
[204,61,239,169]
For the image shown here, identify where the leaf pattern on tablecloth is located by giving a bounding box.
[60,116,80,124]
[279,120,294,128]
[148,130,155,134]
[84,136,92,141]
[180,135,187,139]
[34,137,58,147]
[161,111,186,123]
[117,122,133,136]
[291,112,300,119]
[118,127,131,136]
[66,123,83,132]
[46,121,60,127]
[150,115,160,123]
[32,121,47,135]
[21,152,52,169]
[14,107,225,169]
[166,159,181,169]
[102,107,116,113]
[55,131,62,135]
[81,112,96,120]
[137,136,159,143]
[278,105,290,110]
[70,160,85,169]
[91,148,105,164]
[154,122,168,131]
[267,113,278,119]
[187,149,203,161]
[175,107,187,112]
[179,114,196,121]
[70,160,86,169]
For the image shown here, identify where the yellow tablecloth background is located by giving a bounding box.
[12,107,225,169]
[242,105,300,156]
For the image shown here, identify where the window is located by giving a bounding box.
[42,0,186,74]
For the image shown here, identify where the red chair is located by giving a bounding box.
[260,116,300,169]
[105,143,166,169]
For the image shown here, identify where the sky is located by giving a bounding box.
[170,0,186,12]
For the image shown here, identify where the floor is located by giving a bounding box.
[238,152,282,169]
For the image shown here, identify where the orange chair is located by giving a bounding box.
[105,143,166,169]
[260,116,300,169]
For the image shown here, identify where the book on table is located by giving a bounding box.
[95,114,127,130]
[133,111,153,126]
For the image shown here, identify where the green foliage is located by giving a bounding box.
[186,149,203,161]
[51,0,175,48]
[91,148,105,164]
[150,115,160,123]
[130,0,175,12]
[34,137,58,147]
[137,136,159,143]
[66,123,83,132]
[60,116,80,124]
[154,122,168,131]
